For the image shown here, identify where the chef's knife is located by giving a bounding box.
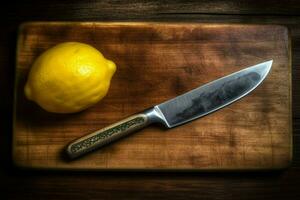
[66,60,273,159]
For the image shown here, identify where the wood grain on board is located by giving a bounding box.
[13,22,291,170]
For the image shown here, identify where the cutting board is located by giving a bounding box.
[13,22,292,170]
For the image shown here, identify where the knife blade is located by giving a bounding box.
[66,60,273,159]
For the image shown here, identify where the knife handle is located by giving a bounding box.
[66,107,165,159]
[66,114,148,159]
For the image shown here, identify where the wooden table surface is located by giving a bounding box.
[1,1,300,199]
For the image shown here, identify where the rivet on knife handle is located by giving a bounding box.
[66,108,166,159]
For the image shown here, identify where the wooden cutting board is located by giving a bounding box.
[13,22,292,170]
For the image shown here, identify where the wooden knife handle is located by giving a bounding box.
[66,113,149,159]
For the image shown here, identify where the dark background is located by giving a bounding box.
[1,1,300,199]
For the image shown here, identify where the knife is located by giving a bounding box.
[66,60,273,159]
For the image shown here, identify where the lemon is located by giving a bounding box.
[24,42,116,113]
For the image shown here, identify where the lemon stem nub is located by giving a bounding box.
[24,84,32,100]
[106,59,117,76]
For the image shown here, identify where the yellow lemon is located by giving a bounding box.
[24,42,116,113]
